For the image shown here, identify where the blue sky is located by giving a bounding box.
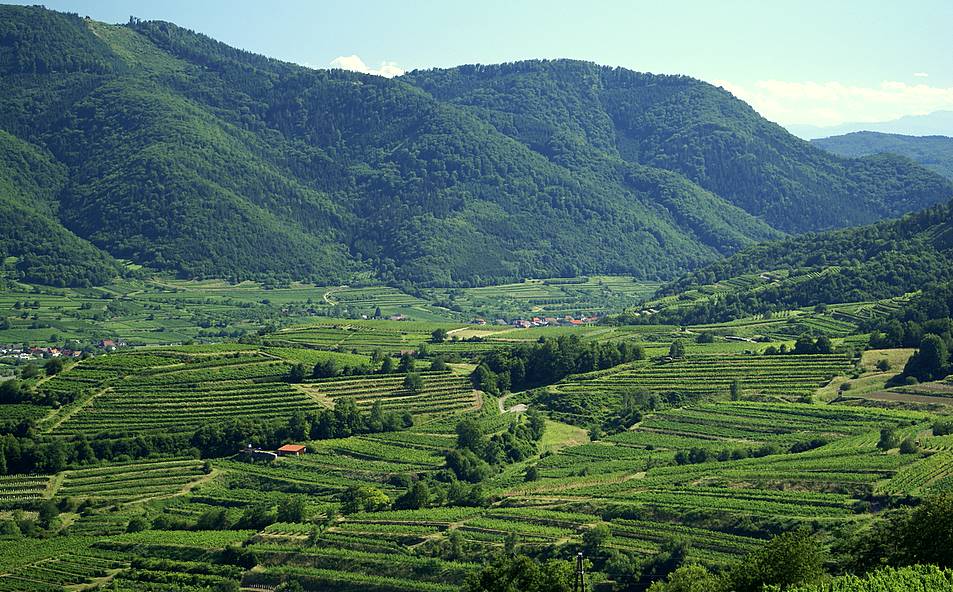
[11,0,953,127]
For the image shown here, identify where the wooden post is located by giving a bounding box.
[575,552,585,592]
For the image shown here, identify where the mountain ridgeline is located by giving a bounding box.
[813,131,953,180]
[643,198,953,325]
[0,6,951,287]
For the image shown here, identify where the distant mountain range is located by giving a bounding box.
[813,132,953,180]
[787,111,953,140]
[1,5,952,287]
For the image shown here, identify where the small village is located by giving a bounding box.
[380,311,605,328]
[475,314,604,328]
[0,339,124,362]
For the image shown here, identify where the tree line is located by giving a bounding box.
[471,336,644,396]
[867,282,952,383]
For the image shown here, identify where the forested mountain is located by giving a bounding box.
[404,62,952,234]
[0,130,120,286]
[1,6,951,287]
[647,199,953,323]
[813,131,953,180]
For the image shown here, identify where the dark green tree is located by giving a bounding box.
[403,372,423,394]
[277,497,307,523]
[582,523,612,557]
[312,358,339,378]
[456,420,486,454]
[730,530,826,592]
[730,379,742,401]
[464,554,573,592]
[287,363,306,383]
[903,334,949,382]
[794,334,818,355]
[877,428,900,451]
[394,481,430,510]
[669,340,686,359]
[44,357,64,376]
[397,353,416,373]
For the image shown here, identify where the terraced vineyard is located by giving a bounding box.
[55,459,208,503]
[1,304,951,591]
[0,548,126,592]
[32,344,488,438]
[302,371,478,417]
[48,351,312,435]
[880,451,953,494]
[577,354,852,397]
[427,277,660,318]
[272,320,460,354]
[540,353,855,424]
[631,401,922,446]
[0,475,52,503]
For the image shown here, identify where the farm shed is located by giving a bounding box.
[277,444,307,456]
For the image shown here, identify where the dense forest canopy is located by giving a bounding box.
[814,131,953,180]
[0,6,951,287]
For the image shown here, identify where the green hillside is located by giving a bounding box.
[630,199,953,324]
[814,131,953,180]
[404,61,951,232]
[0,130,120,286]
[1,6,951,288]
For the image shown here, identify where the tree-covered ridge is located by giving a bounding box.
[649,199,953,321]
[404,60,953,233]
[1,6,951,287]
[51,78,354,282]
[0,130,120,286]
[814,131,953,180]
[867,282,953,383]
[0,6,124,75]
[121,21,770,282]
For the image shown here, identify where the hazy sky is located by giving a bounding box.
[12,0,953,128]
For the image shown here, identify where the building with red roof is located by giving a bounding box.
[276,444,307,456]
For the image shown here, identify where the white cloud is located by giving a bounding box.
[913,72,929,78]
[712,78,953,126]
[328,54,404,78]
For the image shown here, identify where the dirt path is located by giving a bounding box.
[323,285,348,305]
[121,467,221,508]
[497,393,528,414]
[40,384,112,433]
[292,384,335,409]
[863,390,953,406]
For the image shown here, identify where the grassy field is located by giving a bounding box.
[426,276,660,320]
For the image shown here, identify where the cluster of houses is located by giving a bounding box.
[0,339,125,362]
[487,315,603,329]
[0,345,83,361]
[98,339,126,351]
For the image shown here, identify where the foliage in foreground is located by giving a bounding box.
[464,554,573,592]
[787,564,953,592]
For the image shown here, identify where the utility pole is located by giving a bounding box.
[574,551,585,592]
